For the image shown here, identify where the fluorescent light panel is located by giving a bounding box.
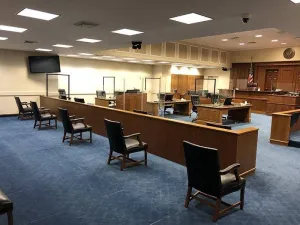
[78,53,94,56]
[35,48,53,52]
[142,59,154,62]
[53,44,73,48]
[18,8,59,21]
[281,42,287,45]
[0,25,27,33]
[0,37,8,40]
[128,60,140,63]
[112,29,143,36]
[76,38,101,43]
[170,13,212,24]
[290,0,300,3]
[271,39,278,42]
[222,39,228,41]
[158,61,169,64]
[255,34,262,38]
[239,43,245,45]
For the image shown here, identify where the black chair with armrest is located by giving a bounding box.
[183,141,246,222]
[104,119,148,171]
[288,112,300,148]
[206,122,232,130]
[59,108,92,146]
[30,101,57,130]
[74,98,85,103]
[190,95,200,121]
[0,188,13,225]
[58,89,71,100]
[14,96,33,120]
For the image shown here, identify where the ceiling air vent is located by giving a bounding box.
[23,40,38,44]
[74,21,99,28]
[248,41,257,44]
[230,36,240,40]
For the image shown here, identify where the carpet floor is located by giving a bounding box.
[0,114,299,225]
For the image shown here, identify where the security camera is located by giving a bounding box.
[241,13,251,24]
[132,41,142,50]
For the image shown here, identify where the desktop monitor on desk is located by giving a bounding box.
[223,97,233,106]
[96,90,106,99]
[165,94,173,101]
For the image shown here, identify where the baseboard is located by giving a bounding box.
[0,114,18,117]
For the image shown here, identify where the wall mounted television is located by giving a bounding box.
[28,56,61,73]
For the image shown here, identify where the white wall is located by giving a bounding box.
[0,50,153,115]
[202,68,230,93]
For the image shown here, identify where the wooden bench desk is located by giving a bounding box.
[147,100,192,116]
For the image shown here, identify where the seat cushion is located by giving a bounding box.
[72,123,92,133]
[0,189,13,213]
[23,107,32,112]
[221,173,245,195]
[41,113,57,120]
[125,138,147,153]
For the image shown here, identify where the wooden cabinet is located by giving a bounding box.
[265,69,278,91]
[294,70,300,92]
[116,93,147,112]
[278,67,294,91]
[171,74,203,94]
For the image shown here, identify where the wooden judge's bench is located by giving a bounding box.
[234,90,300,114]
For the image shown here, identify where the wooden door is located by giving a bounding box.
[278,67,294,91]
[295,72,300,92]
[171,75,179,92]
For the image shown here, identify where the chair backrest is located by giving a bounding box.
[58,89,66,95]
[14,96,24,113]
[74,98,85,103]
[290,112,300,127]
[30,101,41,120]
[191,95,200,106]
[133,109,148,115]
[206,122,232,130]
[59,108,74,133]
[60,95,67,100]
[183,141,222,197]
[104,119,126,154]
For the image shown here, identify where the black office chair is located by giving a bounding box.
[14,96,33,120]
[183,141,246,222]
[190,95,200,121]
[158,93,173,115]
[30,101,57,130]
[59,108,92,146]
[58,89,71,100]
[74,98,85,103]
[0,188,13,225]
[104,119,148,171]
[206,122,232,130]
[288,113,300,148]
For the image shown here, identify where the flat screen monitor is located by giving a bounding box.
[165,94,173,101]
[96,90,106,99]
[224,97,233,106]
[28,56,61,73]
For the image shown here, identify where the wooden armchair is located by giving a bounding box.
[183,141,246,222]
[59,108,92,146]
[104,119,148,171]
[30,101,57,130]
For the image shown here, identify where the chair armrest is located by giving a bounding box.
[124,133,142,145]
[39,107,45,110]
[70,118,85,123]
[39,109,51,113]
[22,102,30,107]
[69,115,76,119]
[219,163,240,175]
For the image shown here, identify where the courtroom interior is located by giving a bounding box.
[0,1,300,225]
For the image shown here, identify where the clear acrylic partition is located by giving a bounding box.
[143,77,161,115]
[205,77,218,104]
[107,76,125,110]
[123,75,143,112]
[159,76,169,118]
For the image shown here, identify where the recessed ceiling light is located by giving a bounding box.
[128,60,140,63]
[111,59,123,61]
[169,13,212,24]
[101,56,115,58]
[158,61,169,64]
[0,37,8,40]
[239,43,245,46]
[142,59,154,62]
[76,38,102,43]
[17,8,59,21]
[35,48,53,52]
[221,39,228,42]
[78,53,94,56]
[112,29,143,36]
[0,25,27,33]
[67,54,78,57]
[271,39,278,42]
[290,0,300,3]
[53,44,73,48]
[281,42,287,45]
[255,34,263,38]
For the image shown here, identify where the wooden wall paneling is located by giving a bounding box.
[190,46,199,61]
[41,96,259,176]
[256,66,266,90]
[150,43,163,56]
[178,75,188,93]
[171,74,179,92]
[293,66,300,92]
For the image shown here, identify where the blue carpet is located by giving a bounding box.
[0,114,300,225]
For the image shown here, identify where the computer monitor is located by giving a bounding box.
[126,89,140,93]
[223,97,233,106]
[96,90,106,99]
[165,94,173,101]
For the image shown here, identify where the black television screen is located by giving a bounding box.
[28,56,61,73]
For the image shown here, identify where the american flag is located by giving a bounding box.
[248,67,253,84]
